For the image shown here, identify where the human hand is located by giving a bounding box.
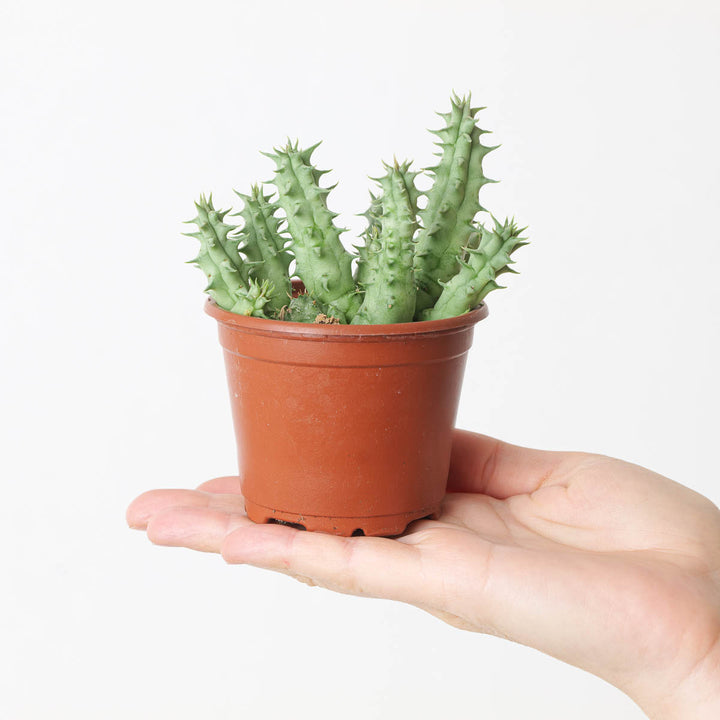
[127,430,720,718]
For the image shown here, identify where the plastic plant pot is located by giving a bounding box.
[205,285,488,537]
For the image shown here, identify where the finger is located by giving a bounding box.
[196,476,242,493]
[221,524,437,605]
[447,429,577,499]
[126,489,246,530]
[146,506,252,553]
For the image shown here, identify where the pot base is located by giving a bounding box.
[244,499,439,538]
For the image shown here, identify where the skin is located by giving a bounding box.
[127,430,720,718]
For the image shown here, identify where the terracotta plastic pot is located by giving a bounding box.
[205,286,488,537]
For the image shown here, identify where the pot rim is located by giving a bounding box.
[205,297,488,339]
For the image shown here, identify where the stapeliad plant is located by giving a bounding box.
[185,93,528,324]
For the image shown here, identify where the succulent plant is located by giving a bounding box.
[184,93,527,324]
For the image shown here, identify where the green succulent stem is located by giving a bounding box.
[266,141,359,321]
[185,194,272,315]
[352,161,418,325]
[421,218,527,321]
[354,192,383,287]
[413,93,497,317]
[229,277,275,316]
[233,185,292,313]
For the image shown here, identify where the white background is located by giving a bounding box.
[2,0,719,717]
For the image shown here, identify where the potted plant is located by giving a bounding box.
[185,93,527,536]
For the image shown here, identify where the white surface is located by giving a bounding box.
[2,0,719,718]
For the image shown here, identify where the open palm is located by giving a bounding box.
[127,430,720,718]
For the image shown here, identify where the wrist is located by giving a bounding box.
[632,637,720,719]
